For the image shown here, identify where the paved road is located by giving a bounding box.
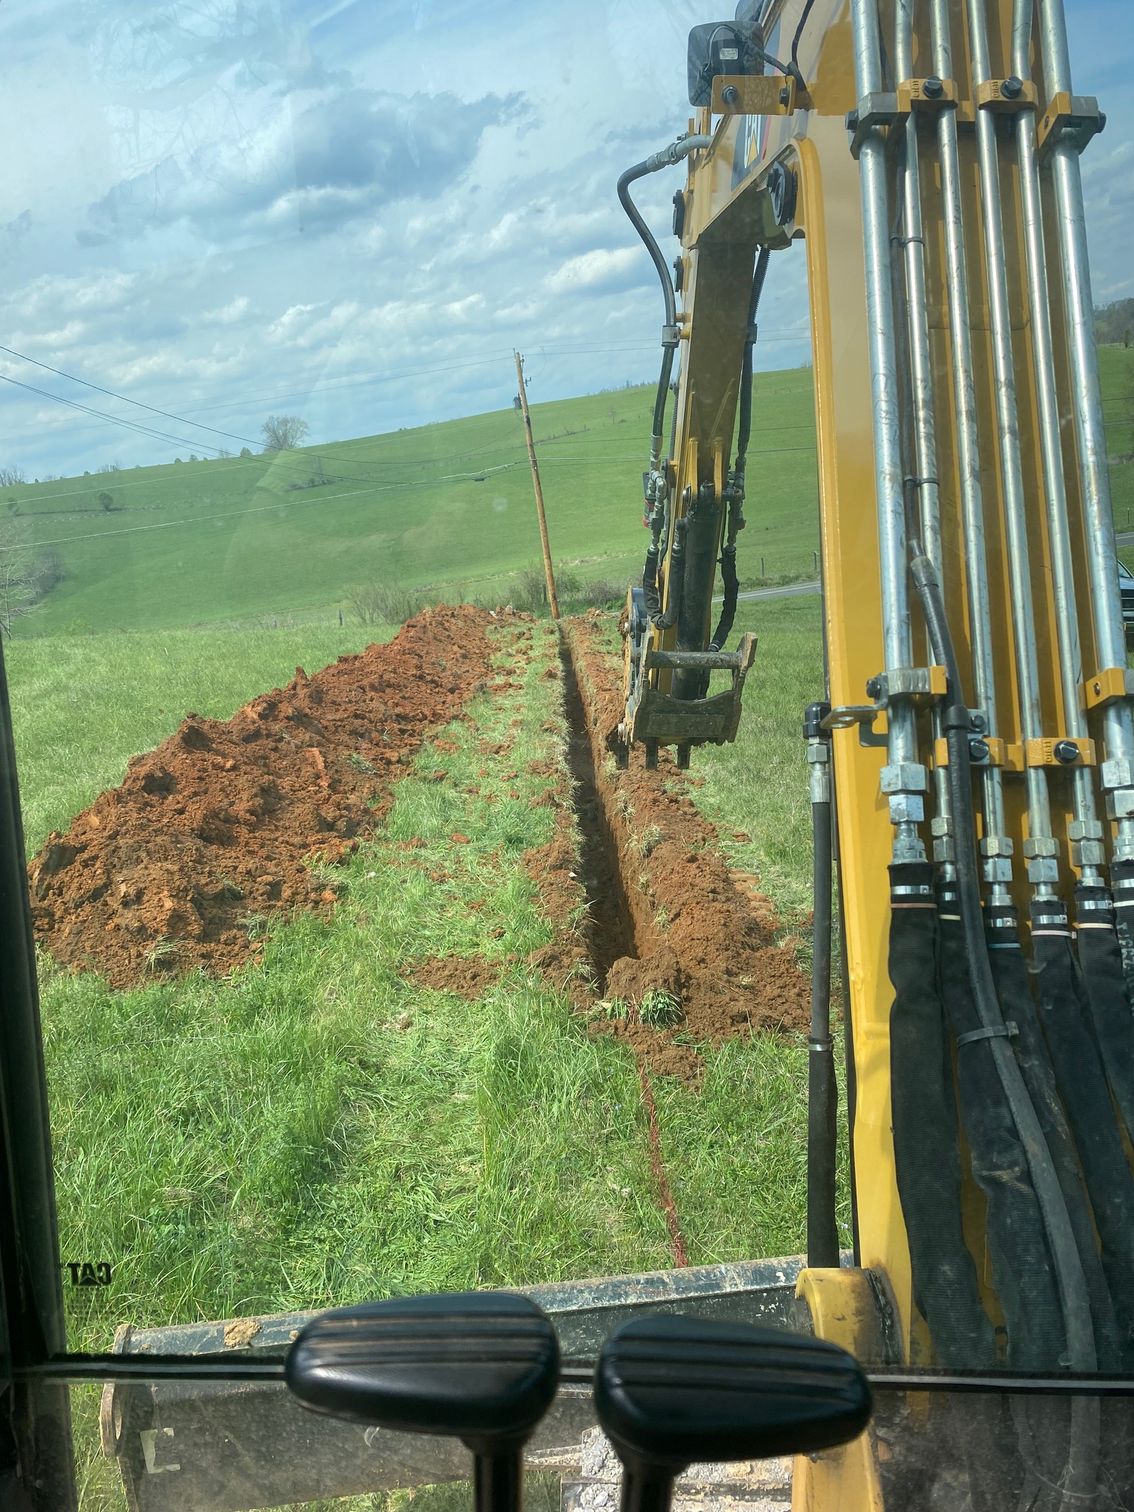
[713,579,821,605]
[711,538,1134,606]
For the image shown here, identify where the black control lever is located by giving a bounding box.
[594,1316,871,1512]
[286,1292,560,1512]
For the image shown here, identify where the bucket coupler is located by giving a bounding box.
[622,635,757,766]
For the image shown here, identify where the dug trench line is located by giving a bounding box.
[557,627,690,1265]
[553,616,811,1264]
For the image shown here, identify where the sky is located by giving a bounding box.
[0,0,1130,479]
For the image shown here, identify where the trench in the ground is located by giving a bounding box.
[556,630,648,994]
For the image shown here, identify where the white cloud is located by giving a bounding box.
[546,246,643,295]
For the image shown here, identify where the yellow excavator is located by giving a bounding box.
[3,1,1132,1509]
[615,0,1134,1504]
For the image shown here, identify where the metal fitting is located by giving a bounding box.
[1023,837,1060,860]
[923,76,945,99]
[1069,819,1105,841]
[1101,759,1134,791]
[980,835,1016,859]
[1114,836,1134,865]
[969,738,991,764]
[881,763,929,795]
[1001,75,1024,99]
[1072,840,1107,868]
[888,794,926,825]
[930,817,952,838]
[1107,790,1134,821]
[983,857,1014,884]
[1027,857,1061,885]
[933,836,957,865]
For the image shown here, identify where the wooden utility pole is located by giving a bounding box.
[513,350,559,619]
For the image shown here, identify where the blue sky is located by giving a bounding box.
[0,0,1129,478]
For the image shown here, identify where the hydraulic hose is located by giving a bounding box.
[709,247,770,656]
[805,704,839,1269]
[617,135,711,468]
[652,519,687,632]
[734,247,771,477]
[708,547,738,653]
[909,547,1095,1376]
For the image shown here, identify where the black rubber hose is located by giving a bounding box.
[986,905,1122,1371]
[1077,882,1134,1146]
[1030,897,1134,1363]
[652,519,686,631]
[642,546,660,623]
[1110,858,1134,1004]
[909,548,1095,1375]
[734,247,771,476]
[616,163,677,456]
[807,756,839,1269]
[790,0,817,85]
[890,864,995,1366]
[708,547,738,653]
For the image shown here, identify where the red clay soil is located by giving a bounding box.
[28,606,498,988]
[553,614,810,1079]
[412,955,501,999]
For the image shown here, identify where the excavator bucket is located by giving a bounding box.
[619,589,756,767]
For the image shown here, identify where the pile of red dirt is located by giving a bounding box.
[28,606,497,988]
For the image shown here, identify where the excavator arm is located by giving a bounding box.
[620,0,1134,1505]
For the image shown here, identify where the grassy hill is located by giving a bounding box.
[0,369,821,637]
[4,348,1131,639]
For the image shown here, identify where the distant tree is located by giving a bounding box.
[173,458,182,464]
[0,466,25,487]
[97,461,120,475]
[97,491,114,513]
[189,454,199,463]
[261,415,309,452]
[239,446,253,458]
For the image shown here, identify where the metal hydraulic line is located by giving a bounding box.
[965,0,1059,898]
[894,0,954,878]
[1010,0,1106,888]
[850,0,927,865]
[928,0,1012,904]
[1038,0,1134,866]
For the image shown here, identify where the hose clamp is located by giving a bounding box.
[956,1023,1018,1049]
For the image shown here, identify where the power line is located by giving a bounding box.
[0,344,259,448]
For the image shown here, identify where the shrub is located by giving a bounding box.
[348,583,423,625]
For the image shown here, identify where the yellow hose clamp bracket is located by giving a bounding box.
[932,737,1023,772]
[977,78,1038,113]
[897,78,958,114]
[1025,737,1097,768]
[1083,667,1134,711]
[1037,92,1106,155]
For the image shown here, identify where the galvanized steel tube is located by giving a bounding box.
[966,0,1058,894]
[1011,0,1104,885]
[850,0,925,862]
[895,0,953,872]
[1038,0,1134,862]
[928,0,1011,900]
